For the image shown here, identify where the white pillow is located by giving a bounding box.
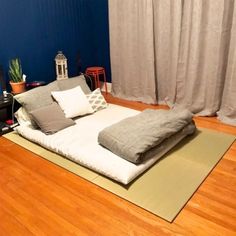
[14,107,34,126]
[51,86,94,118]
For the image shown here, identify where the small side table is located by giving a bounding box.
[0,94,14,135]
[0,94,13,122]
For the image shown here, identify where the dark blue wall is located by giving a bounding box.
[0,0,110,92]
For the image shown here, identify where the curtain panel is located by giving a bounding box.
[109,0,157,104]
[217,1,236,126]
[109,0,236,125]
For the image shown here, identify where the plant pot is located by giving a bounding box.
[10,81,26,94]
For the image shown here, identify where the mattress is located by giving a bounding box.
[15,104,192,184]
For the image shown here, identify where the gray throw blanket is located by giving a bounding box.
[98,108,196,164]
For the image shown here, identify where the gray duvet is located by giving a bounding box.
[98,108,196,164]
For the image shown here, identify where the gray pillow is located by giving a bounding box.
[15,80,59,112]
[57,75,91,94]
[30,102,75,134]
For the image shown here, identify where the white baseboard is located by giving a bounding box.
[101,82,112,93]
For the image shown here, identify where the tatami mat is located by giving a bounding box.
[4,129,235,222]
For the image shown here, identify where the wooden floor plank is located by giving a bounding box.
[0,93,236,236]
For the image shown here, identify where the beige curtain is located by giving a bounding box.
[152,0,183,104]
[167,0,234,116]
[109,0,157,103]
[109,0,236,125]
[217,2,236,126]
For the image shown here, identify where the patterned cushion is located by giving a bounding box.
[86,88,108,112]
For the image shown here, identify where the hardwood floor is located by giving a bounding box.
[0,94,235,236]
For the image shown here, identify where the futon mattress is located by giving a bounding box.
[16,104,193,184]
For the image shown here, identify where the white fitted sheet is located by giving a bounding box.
[15,104,190,184]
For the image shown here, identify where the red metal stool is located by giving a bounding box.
[85,67,108,94]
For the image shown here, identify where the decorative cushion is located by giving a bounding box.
[14,80,59,112]
[58,75,91,94]
[51,86,94,118]
[86,88,108,112]
[30,102,75,134]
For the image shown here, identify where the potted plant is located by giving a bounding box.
[8,58,26,94]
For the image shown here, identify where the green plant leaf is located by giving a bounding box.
[8,58,23,83]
